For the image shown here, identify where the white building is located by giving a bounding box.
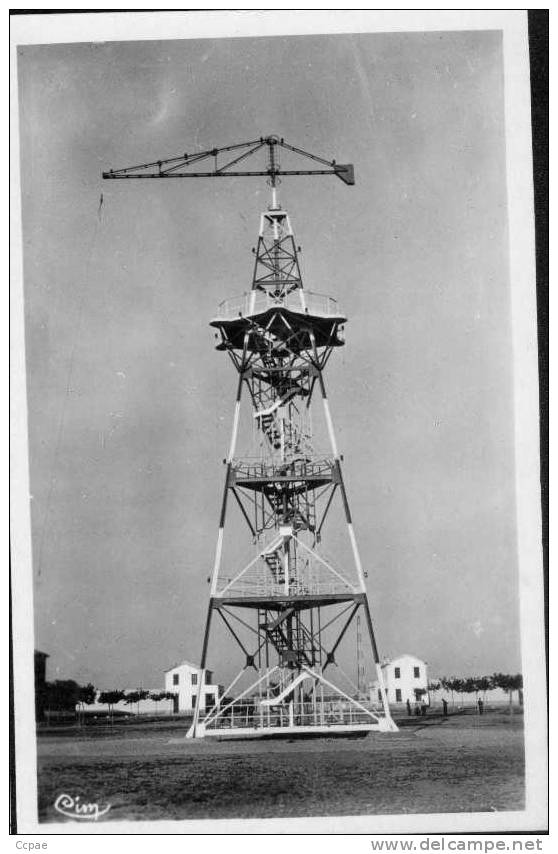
[372,653,429,707]
[164,660,221,713]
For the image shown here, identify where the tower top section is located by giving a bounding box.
[103,136,354,349]
[210,204,347,355]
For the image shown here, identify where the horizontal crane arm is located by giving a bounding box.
[103,167,354,183]
[103,136,355,184]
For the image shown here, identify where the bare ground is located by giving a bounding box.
[36,713,524,824]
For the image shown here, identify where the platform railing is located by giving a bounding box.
[232,457,335,480]
[216,576,352,598]
[213,289,344,321]
[204,700,380,731]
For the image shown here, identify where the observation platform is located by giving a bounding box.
[213,591,363,610]
[230,458,336,493]
[210,289,346,351]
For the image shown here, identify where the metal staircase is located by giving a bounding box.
[262,546,285,584]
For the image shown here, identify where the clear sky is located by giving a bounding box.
[17,28,520,690]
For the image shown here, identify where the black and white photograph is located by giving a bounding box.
[10,10,547,837]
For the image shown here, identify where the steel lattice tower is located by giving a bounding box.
[104,136,397,737]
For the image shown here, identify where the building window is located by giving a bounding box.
[172,674,179,686]
[394,667,401,679]
[395,689,402,703]
[191,673,198,686]
[191,695,197,709]
[205,671,211,684]
[414,667,420,678]
[205,693,215,708]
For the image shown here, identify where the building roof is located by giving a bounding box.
[164,660,213,673]
[381,653,427,666]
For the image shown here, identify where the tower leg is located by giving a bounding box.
[187,602,214,739]
[311,335,396,731]
[362,599,396,730]
[311,342,368,590]
[210,353,246,596]
[190,361,248,738]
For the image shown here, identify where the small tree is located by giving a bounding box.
[491,673,508,712]
[428,681,441,704]
[463,677,480,705]
[76,683,96,725]
[516,676,524,707]
[491,673,523,716]
[98,689,125,722]
[124,691,140,711]
[150,691,164,713]
[163,691,178,713]
[450,678,466,707]
[151,691,177,714]
[510,674,523,699]
[507,674,523,716]
[44,680,81,719]
[124,689,150,716]
[79,683,96,705]
[138,689,150,707]
[440,677,454,708]
[476,676,492,703]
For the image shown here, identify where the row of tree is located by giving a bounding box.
[36,680,178,721]
[428,673,523,713]
[96,689,177,716]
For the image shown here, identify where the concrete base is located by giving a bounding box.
[194,717,398,739]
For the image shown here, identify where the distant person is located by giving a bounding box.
[442,698,448,717]
[414,702,421,717]
[477,698,484,716]
[421,701,427,717]
[406,699,412,716]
